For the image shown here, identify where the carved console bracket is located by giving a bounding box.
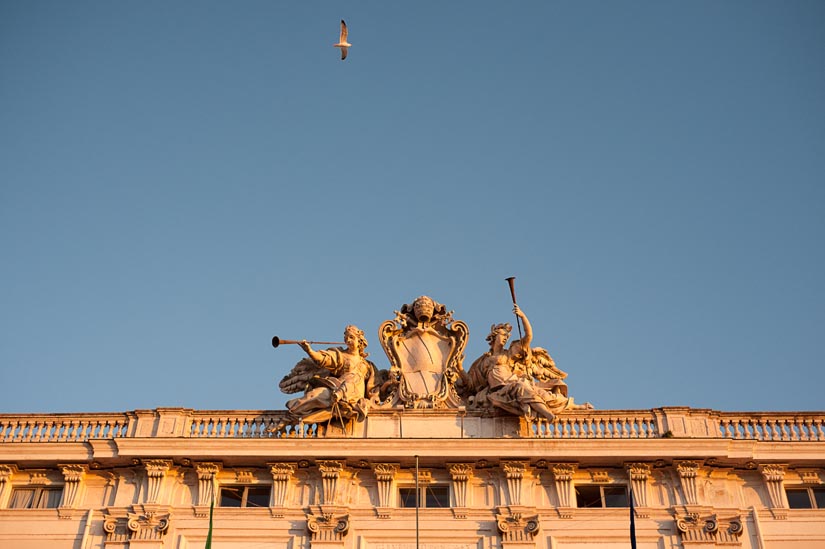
[759,464,788,519]
[143,459,173,504]
[625,462,652,518]
[449,463,474,518]
[0,465,14,508]
[502,461,529,506]
[318,461,344,505]
[307,512,350,542]
[675,513,743,545]
[675,461,703,506]
[194,462,221,515]
[55,464,88,518]
[551,463,577,517]
[269,462,296,516]
[371,463,398,518]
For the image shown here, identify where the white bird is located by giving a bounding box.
[334,20,351,60]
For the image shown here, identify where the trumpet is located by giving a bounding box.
[271,336,345,349]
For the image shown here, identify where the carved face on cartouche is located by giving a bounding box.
[412,296,435,323]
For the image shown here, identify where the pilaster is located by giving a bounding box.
[194,462,221,516]
[143,459,173,504]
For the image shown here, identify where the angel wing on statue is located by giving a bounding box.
[272,325,378,432]
[464,306,592,420]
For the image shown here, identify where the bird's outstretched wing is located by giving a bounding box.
[341,47,348,60]
[340,20,348,42]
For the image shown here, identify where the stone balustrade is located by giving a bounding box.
[0,412,132,442]
[2,408,824,442]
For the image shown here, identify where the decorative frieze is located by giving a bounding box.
[58,464,87,508]
[675,513,743,544]
[307,512,350,542]
[675,461,702,506]
[318,460,344,505]
[143,459,173,504]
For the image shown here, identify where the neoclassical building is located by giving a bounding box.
[1,296,823,548]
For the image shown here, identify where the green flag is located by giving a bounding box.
[205,493,214,549]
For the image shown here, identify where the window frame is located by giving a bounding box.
[218,485,272,508]
[785,486,825,509]
[574,484,629,509]
[8,486,63,509]
[399,484,451,508]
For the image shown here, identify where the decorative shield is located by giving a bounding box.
[378,296,468,408]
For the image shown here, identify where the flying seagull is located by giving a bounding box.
[334,20,351,60]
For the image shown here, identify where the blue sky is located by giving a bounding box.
[1,2,823,414]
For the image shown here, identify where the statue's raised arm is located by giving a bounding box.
[274,325,376,432]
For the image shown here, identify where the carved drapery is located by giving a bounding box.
[501,462,528,506]
[449,463,474,510]
[759,464,787,510]
[143,460,172,504]
[675,461,701,506]
[625,462,652,509]
[318,461,344,505]
[496,511,540,543]
[551,463,577,510]
[371,463,398,513]
[58,464,86,508]
[307,512,350,542]
[675,513,743,544]
[270,462,296,509]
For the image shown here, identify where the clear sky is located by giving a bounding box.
[1,2,823,414]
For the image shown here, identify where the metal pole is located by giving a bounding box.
[415,455,420,549]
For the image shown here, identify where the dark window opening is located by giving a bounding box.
[400,485,450,508]
[219,485,271,508]
[575,485,628,508]
[786,487,825,509]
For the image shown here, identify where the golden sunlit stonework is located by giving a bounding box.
[1,296,824,548]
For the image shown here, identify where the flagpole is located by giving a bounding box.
[415,455,420,549]
[629,487,637,549]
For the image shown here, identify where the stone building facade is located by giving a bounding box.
[0,406,824,548]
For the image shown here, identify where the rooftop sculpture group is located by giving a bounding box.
[273,283,592,432]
